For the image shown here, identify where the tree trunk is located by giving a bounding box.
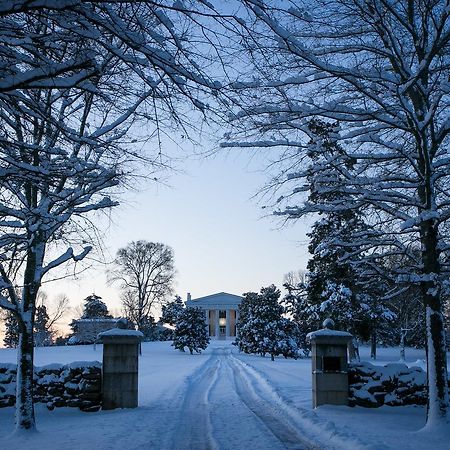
[348,339,356,361]
[420,219,449,424]
[370,331,377,360]
[15,319,35,430]
[399,330,406,362]
[14,239,42,431]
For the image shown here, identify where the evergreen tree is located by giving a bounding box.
[140,315,170,341]
[172,307,210,355]
[282,281,318,353]
[236,285,300,360]
[372,253,426,354]
[69,294,113,344]
[3,311,19,348]
[302,120,394,348]
[276,318,303,359]
[81,294,111,319]
[161,296,184,326]
[235,291,260,355]
[304,121,364,330]
[34,305,52,347]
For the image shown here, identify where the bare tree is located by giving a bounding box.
[36,292,70,335]
[45,294,70,332]
[0,2,227,431]
[224,0,450,424]
[111,241,175,331]
[283,270,307,288]
[0,1,227,97]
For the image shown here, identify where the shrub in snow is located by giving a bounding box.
[172,307,210,355]
[348,361,450,408]
[67,336,80,346]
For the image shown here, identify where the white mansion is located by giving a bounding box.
[186,292,242,339]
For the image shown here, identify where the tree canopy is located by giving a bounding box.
[224,0,450,424]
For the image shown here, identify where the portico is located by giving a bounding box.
[186,292,242,339]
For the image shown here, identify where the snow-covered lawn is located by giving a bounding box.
[0,342,448,450]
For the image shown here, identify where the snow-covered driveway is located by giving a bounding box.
[1,342,448,450]
[168,346,319,450]
[0,342,347,450]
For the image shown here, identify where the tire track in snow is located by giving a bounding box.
[208,350,287,450]
[168,351,221,450]
[226,353,319,450]
[167,347,321,450]
[229,353,371,450]
[142,346,365,450]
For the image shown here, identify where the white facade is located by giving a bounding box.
[186,292,242,339]
[70,318,117,344]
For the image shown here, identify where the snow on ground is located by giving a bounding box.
[0,342,449,450]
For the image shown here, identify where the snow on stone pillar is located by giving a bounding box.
[307,319,352,408]
[225,310,230,338]
[215,310,220,339]
[99,320,143,410]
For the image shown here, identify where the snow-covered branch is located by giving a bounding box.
[40,246,92,278]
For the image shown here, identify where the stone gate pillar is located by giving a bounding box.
[99,321,143,410]
[307,319,352,408]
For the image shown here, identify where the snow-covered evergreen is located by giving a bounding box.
[68,295,114,345]
[80,295,111,320]
[236,285,300,360]
[282,121,395,355]
[34,305,52,347]
[172,307,210,355]
[161,296,185,327]
[3,311,19,349]
[139,316,172,342]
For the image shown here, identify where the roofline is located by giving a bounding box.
[190,292,242,302]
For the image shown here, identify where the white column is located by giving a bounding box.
[205,309,209,336]
[215,309,220,339]
[225,310,230,339]
[235,310,240,338]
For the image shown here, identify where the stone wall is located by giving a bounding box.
[349,361,449,407]
[0,361,102,412]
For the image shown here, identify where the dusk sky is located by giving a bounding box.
[43,135,312,331]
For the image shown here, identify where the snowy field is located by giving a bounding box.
[0,342,449,450]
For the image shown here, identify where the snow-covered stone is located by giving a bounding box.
[348,361,449,408]
[0,361,102,412]
[98,328,143,338]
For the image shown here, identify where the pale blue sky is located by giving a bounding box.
[43,139,312,330]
